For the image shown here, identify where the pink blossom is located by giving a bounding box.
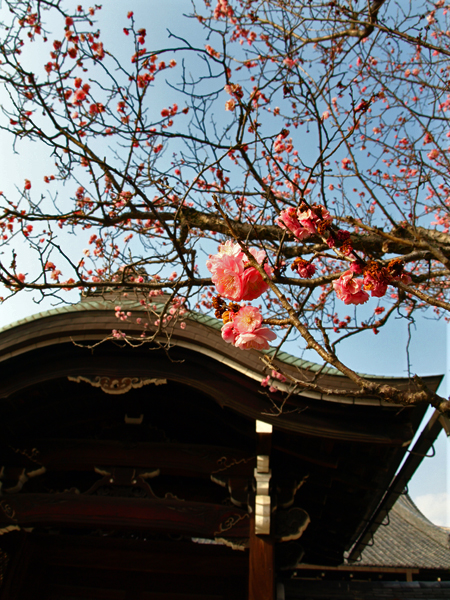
[208,242,271,301]
[283,57,296,68]
[296,207,319,234]
[247,247,267,265]
[363,273,388,298]
[333,270,369,305]
[295,261,315,278]
[221,305,276,350]
[241,267,268,300]
[72,88,87,104]
[233,305,262,332]
[276,207,311,240]
[341,157,351,170]
[241,249,272,300]
[210,254,244,300]
[260,375,270,387]
[234,327,277,350]
[206,241,243,274]
[350,262,364,275]
[221,319,237,344]
[297,205,332,235]
[271,369,286,382]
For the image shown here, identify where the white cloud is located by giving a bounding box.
[413,492,449,527]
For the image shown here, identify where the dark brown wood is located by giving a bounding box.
[28,439,256,478]
[0,533,33,600]
[0,494,249,539]
[257,431,272,457]
[48,588,224,600]
[2,534,249,600]
[248,513,274,600]
[29,534,248,576]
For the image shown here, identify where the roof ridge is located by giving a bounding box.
[394,495,449,548]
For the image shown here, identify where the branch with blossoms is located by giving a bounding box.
[207,196,450,413]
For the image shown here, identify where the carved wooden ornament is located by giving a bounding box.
[68,375,167,395]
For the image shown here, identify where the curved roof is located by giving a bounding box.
[357,494,450,570]
[0,295,442,410]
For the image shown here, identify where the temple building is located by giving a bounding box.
[0,295,448,599]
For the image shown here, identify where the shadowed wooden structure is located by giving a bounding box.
[0,296,444,599]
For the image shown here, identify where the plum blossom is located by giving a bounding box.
[233,305,262,332]
[260,375,270,387]
[292,258,316,278]
[350,261,364,275]
[221,318,237,344]
[206,240,244,274]
[276,203,332,240]
[276,207,310,240]
[210,254,244,301]
[333,270,369,305]
[221,306,276,350]
[241,267,269,300]
[297,205,331,234]
[363,272,388,298]
[241,247,272,300]
[341,157,351,170]
[207,242,271,301]
[235,326,276,350]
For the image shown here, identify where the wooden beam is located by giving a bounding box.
[294,564,420,575]
[0,493,249,539]
[14,440,255,478]
[27,534,248,576]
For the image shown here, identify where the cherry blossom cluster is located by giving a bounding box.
[206,240,272,302]
[216,302,276,351]
[276,203,332,242]
[261,369,287,393]
[333,260,412,306]
[206,227,413,354]
[276,203,352,257]
[113,291,188,341]
[276,202,412,305]
[207,241,276,350]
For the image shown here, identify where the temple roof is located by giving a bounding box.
[357,494,450,570]
[0,294,443,409]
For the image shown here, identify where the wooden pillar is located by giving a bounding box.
[249,420,275,600]
[248,512,274,600]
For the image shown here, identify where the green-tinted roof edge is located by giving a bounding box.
[0,298,438,381]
